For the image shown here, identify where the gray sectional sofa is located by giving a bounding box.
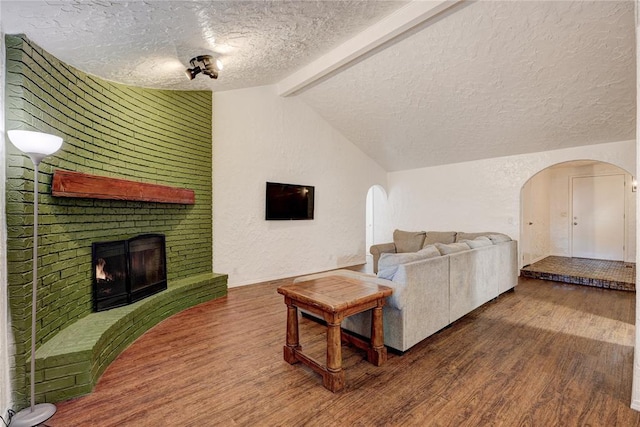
[295,230,518,352]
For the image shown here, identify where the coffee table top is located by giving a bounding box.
[277,275,393,313]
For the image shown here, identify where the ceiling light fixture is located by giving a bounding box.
[185,55,223,80]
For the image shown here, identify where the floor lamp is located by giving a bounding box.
[7,130,63,427]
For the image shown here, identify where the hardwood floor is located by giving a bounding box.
[47,275,639,426]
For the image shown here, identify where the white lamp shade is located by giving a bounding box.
[7,130,63,156]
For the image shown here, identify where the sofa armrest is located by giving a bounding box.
[370,242,397,274]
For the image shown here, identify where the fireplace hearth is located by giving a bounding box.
[92,234,167,311]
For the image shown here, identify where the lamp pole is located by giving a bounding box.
[7,131,62,427]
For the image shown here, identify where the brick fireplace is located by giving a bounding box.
[5,35,226,405]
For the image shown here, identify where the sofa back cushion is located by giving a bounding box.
[393,229,427,253]
[378,245,441,279]
[435,242,471,255]
[463,236,493,249]
[424,231,457,246]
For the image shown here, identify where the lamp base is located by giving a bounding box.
[9,403,56,427]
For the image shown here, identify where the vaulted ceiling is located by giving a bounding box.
[1,0,635,171]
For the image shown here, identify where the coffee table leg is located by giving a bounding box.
[367,304,387,366]
[324,321,345,392]
[283,301,300,364]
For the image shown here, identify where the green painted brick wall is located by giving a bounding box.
[5,35,218,405]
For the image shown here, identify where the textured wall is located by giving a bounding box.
[5,35,215,405]
[213,85,388,287]
[0,27,14,416]
[385,139,636,268]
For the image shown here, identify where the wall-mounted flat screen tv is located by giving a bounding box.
[266,182,315,220]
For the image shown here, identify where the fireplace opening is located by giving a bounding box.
[92,234,167,311]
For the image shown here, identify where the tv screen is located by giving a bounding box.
[265,182,315,220]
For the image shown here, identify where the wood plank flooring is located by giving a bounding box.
[47,275,640,426]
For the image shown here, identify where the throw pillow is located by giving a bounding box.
[393,229,426,253]
[456,232,492,242]
[424,231,457,246]
[377,245,441,279]
[417,244,441,259]
[487,233,512,244]
[463,236,493,249]
[435,242,471,255]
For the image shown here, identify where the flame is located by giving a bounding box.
[96,258,109,280]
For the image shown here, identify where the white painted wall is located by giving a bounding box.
[213,85,387,287]
[384,140,635,268]
[0,26,14,419]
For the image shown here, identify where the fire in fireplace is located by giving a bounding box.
[92,234,167,311]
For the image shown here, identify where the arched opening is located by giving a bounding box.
[520,159,636,290]
[365,185,388,271]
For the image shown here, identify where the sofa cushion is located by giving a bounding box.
[463,236,493,249]
[487,233,512,244]
[378,245,441,279]
[435,242,471,255]
[393,229,426,253]
[456,232,492,242]
[424,231,457,246]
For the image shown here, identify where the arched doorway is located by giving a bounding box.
[365,185,388,267]
[520,160,635,289]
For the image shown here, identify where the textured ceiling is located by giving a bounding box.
[0,0,407,91]
[298,0,636,170]
[0,1,636,171]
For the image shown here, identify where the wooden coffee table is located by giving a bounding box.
[277,275,393,392]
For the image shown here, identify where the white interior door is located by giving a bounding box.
[521,181,534,266]
[521,173,551,266]
[571,175,625,261]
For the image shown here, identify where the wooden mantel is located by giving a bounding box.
[52,170,195,204]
